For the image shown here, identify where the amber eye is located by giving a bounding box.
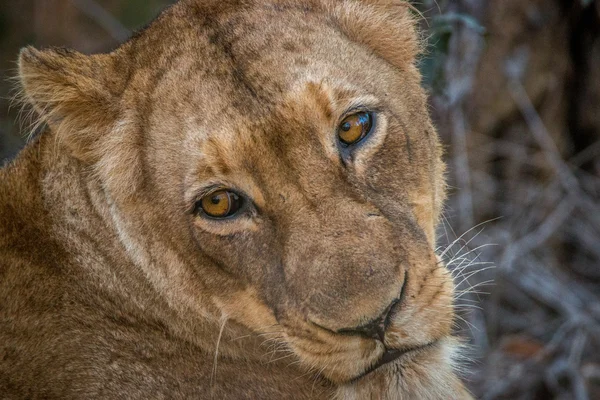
[199,190,244,219]
[338,111,373,145]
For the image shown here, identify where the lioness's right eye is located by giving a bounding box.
[338,111,373,146]
[197,190,244,219]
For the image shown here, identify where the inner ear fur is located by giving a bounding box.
[328,0,420,69]
[18,46,125,163]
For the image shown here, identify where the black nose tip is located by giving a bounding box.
[338,297,400,342]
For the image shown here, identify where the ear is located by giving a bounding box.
[18,47,125,162]
[328,0,420,69]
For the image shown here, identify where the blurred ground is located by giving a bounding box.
[1,1,599,399]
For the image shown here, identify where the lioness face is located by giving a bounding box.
[19,0,453,385]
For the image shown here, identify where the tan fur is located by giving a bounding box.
[0,0,471,398]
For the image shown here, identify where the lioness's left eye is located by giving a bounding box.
[338,111,373,146]
[198,190,244,219]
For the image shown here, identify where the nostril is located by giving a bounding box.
[337,271,408,342]
[338,297,400,343]
[352,317,387,342]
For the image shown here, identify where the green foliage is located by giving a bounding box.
[433,12,485,35]
[415,0,449,9]
[118,0,174,30]
[418,29,451,93]
[418,12,485,93]
[0,13,5,41]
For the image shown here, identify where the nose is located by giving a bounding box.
[336,270,408,342]
[337,297,401,342]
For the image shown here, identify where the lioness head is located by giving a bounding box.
[18,0,460,391]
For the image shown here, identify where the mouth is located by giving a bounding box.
[351,340,439,382]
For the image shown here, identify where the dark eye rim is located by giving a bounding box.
[193,188,246,220]
[337,110,376,147]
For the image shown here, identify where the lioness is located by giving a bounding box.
[0,0,471,398]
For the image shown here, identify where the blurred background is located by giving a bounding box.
[1,0,599,398]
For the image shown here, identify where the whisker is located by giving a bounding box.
[439,217,501,258]
[210,316,228,397]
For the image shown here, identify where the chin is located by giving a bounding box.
[334,338,473,400]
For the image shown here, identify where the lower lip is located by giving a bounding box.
[355,342,437,381]
[371,348,405,371]
[353,349,405,381]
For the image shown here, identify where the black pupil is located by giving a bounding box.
[341,122,352,131]
[198,191,243,218]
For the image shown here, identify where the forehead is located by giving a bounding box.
[138,1,397,116]
[132,0,414,179]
